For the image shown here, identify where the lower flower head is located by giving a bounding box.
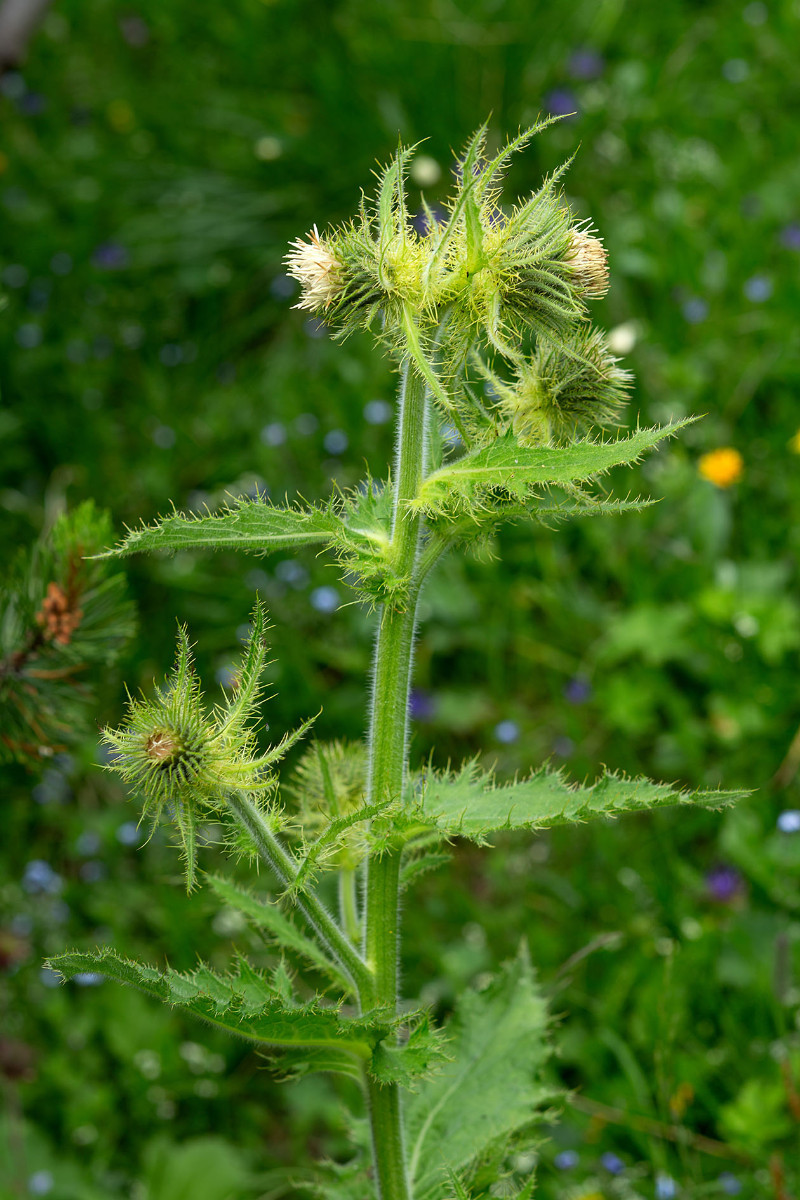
[483,326,631,444]
[698,447,743,488]
[101,604,293,890]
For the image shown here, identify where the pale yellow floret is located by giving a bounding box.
[567,228,610,298]
[285,226,342,312]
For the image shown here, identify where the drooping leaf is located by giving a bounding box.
[205,874,353,995]
[405,949,553,1200]
[48,949,373,1059]
[416,759,747,844]
[97,497,343,558]
[409,420,695,523]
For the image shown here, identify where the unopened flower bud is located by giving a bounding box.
[101,603,307,890]
[285,226,342,312]
[566,228,609,298]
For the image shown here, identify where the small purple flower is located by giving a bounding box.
[554,1149,579,1170]
[92,241,129,270]
[777,810,800,834]
[718,1174,741,1195]
[564,676,592,704]
[28,1170,54,1196]
[600,1151,625,1175]
[75,830,101,856]
[743,274,772,303]
[409,689,436,721]
[23,861,62,895]
[553,735,575,758]
[569,48,604,80]
[682,298,708,324]
[655,1175,677,1200]
[495,720,519,744]
[780,223,800,251]
[706,864,743,903]
[324,429,349,456]
[310,586,339,614]
[544,88,579,118]
[116,821,141,846]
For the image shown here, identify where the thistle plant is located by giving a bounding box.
[50,123,745,1200]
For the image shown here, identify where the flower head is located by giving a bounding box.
[481,325,631,444]
[566,228,609,298]
[102,602,312,889]
[285,226,342,312]
[698,447,743,488]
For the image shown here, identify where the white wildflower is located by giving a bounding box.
[566,228,609,298]
[285,226,341,312]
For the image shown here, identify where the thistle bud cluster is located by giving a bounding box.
[285,120,629,445]
[102,603,302,889]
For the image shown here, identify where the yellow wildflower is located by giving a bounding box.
[698,447,743,488]
[789,429,800,454]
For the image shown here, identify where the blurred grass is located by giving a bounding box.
[2,0,800,1196]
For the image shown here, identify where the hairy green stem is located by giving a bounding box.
[361,359,429,1200]
[225,790,371,997]
[339,867,361,944]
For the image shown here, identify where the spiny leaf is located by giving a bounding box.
[205,874,353,995]
[473,117,564,209]
[416,759,748,844]
[406,948,553,1200]
[409,420,696,521]
[370,1013,451,1088]
[432,489,656,547]
[96,497,343,558]
[47,949,373,1058]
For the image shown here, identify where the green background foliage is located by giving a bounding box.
[1,0,799,1196]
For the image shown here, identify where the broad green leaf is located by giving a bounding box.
[97,498,342,558]
[205,874,353,995]
[405,949,553,1199]
[48,949,373,1058]
[48,948,443,1087]
[417,760,747,844]
[409,420,694,521]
